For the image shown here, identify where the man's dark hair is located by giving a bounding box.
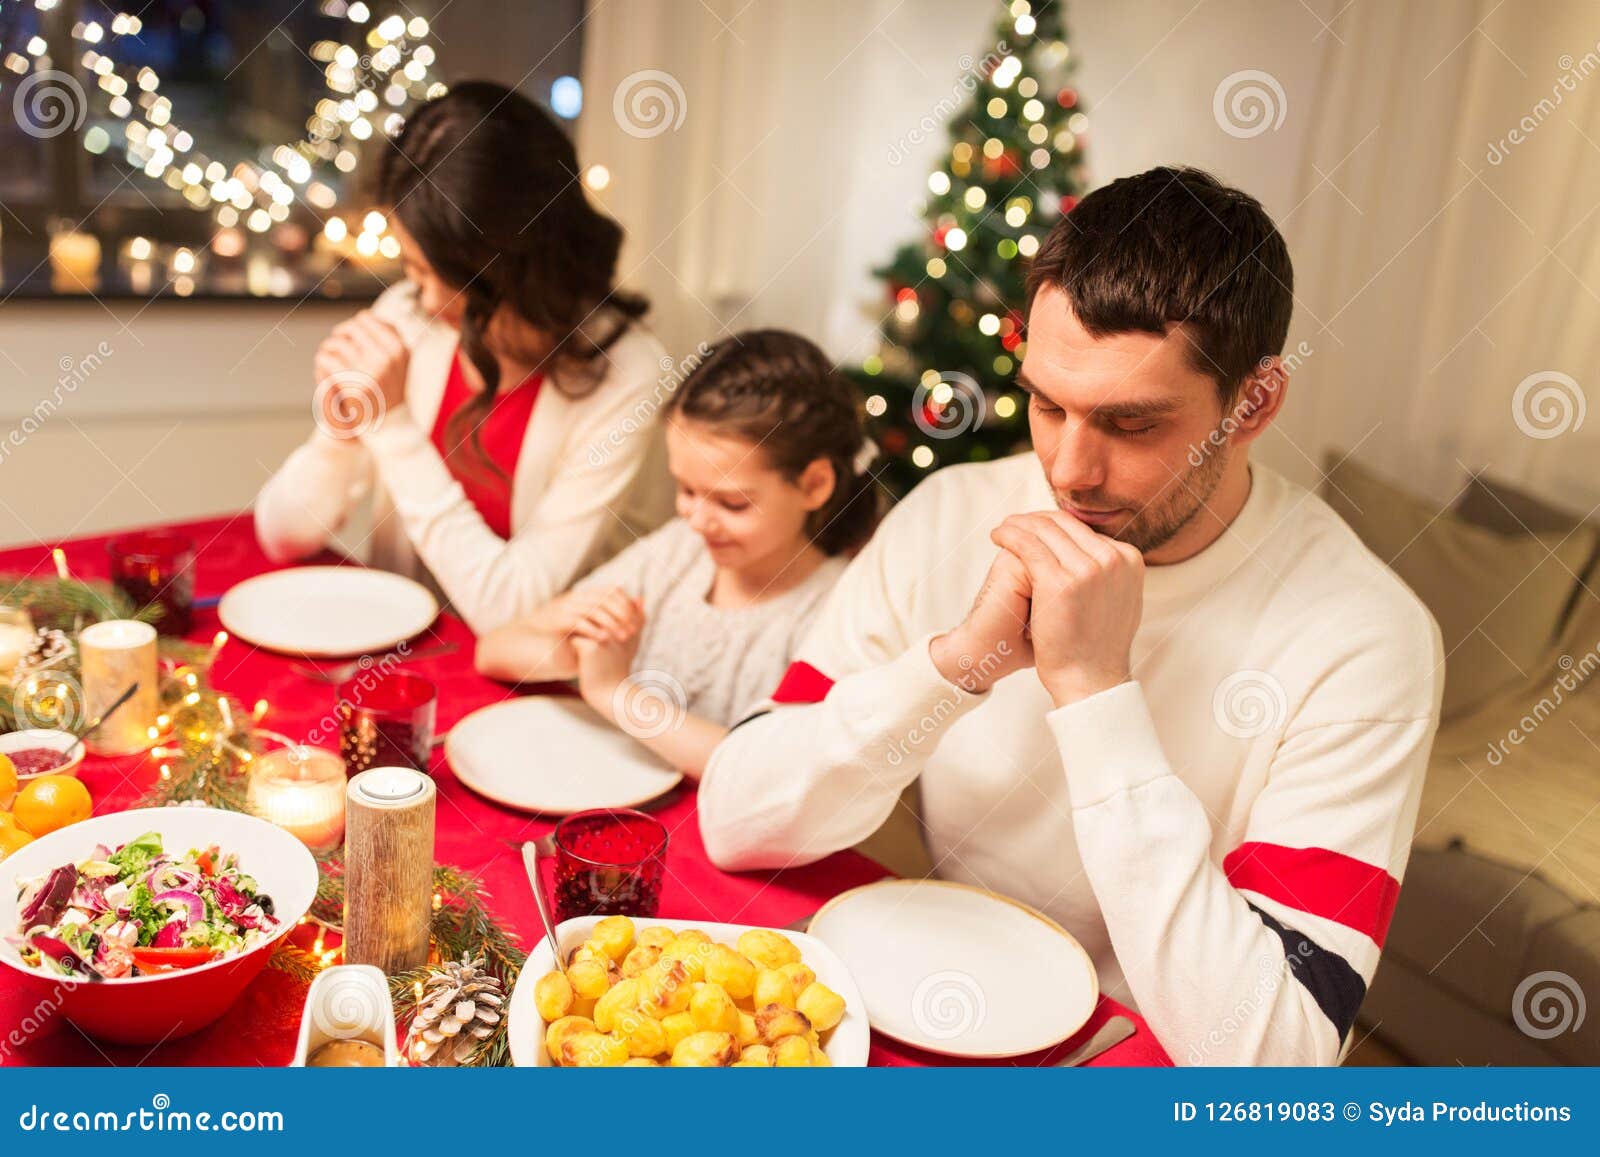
[1024,166,1293,404]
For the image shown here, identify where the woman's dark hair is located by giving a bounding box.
[371,81,647,474]
[665,330,881,557]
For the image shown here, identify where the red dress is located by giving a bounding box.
[428,347,544,540]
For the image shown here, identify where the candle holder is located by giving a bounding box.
[246,734,347,855]
[344,767,437,974]
[547,808,670,923]
[107,531,197,636]
[0,605,33,676]
[336,671,436,775]
[77,619,158,755]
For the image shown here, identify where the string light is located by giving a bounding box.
[0,7,443,243]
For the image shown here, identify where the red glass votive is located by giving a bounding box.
[107,531,196,635]
[549,808,669,923]
[335,671,436,775]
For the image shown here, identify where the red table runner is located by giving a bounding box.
[0,513,1167,1067]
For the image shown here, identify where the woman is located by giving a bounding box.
[255,82,671,634]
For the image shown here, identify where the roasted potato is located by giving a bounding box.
[562,1030,629,1067]
[594,977,640,1032]
[705,944,758,999]
[545,1014,596,1064]
[689,981,741,1035]
[535,924,845,1068]
[660,1010,697,1053]
[638,959,692,1018]
[796,981,846,1033]
[734,1044,772,1066]
[736,929,801,970]
[753,968,796,1010]
[612,1007,669,1058]
[621,944,661,978]
[566,956,612,1000]
[533,971,574,1022]
[755,1004,812,1045]
[770,1035,813,1067]
[589,915,636,961]
[778,961,817,993]
[670,1030,738,1067]
[638,925,676,951]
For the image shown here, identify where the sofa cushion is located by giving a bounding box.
[1322,455,1596,717]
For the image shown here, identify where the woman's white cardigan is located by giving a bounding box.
[253,285,673,634]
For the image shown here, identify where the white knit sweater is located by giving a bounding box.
[253,284,673,634]
[699,452,1444,1065]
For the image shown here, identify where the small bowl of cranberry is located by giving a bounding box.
[0,728,84,793]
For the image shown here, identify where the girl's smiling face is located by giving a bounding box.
[665,417,835,574]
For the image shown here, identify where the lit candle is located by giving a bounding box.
[49,229,102,294]
[0,606,32,675]
[77,619,158,755]
[248,745,347,853]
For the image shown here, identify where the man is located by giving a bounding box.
[698,167,1444,1066]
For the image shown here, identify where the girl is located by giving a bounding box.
[254,82,671,634]
[476,330,880,778]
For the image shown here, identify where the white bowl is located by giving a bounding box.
[507,915,870,1067]
[0,805,319,1044]
[0,728,85,795]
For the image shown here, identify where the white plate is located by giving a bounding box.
[508,915,870,1066]
[446,697,682,815]
[219,567,438,657]
[807,879,1098,1059]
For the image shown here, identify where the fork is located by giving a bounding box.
[290,641,459,683]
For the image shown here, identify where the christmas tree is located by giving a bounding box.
[851,1,1089,495]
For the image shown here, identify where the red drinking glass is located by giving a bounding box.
[335,671,436,774]
[107,531,196,635]
[549,808,669,923]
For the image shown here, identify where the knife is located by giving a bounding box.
[1055,1014,1135,1066]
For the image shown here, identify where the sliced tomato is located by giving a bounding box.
[130,946,216,973]
[196,847,218,877]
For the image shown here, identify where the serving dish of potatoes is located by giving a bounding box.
[507,915,869,1067]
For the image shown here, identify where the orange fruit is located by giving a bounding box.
[0,811,16,829]
[0,753,16,809]
[13,774,92,837]
[0,825,34,860]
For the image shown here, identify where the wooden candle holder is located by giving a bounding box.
[343,767,436,975]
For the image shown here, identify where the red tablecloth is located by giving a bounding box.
[0,513,1168,1067]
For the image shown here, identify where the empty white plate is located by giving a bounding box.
[219,567,438,657]
[807,878,1098,1059]
[446,697,682,815]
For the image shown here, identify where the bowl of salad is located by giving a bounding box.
[0,805,318,1044]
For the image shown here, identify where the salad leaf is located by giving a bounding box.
[108,832,164,876]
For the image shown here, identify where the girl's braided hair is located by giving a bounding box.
[666,330,881,556]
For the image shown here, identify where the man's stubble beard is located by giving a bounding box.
[1047,440,1231,556]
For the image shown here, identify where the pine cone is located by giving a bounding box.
[18,628,72,674]
[402,953,505,1067]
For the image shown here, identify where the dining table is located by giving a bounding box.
[0,511,1168,1067]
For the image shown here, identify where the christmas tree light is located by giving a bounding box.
[851,0,1088,495]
